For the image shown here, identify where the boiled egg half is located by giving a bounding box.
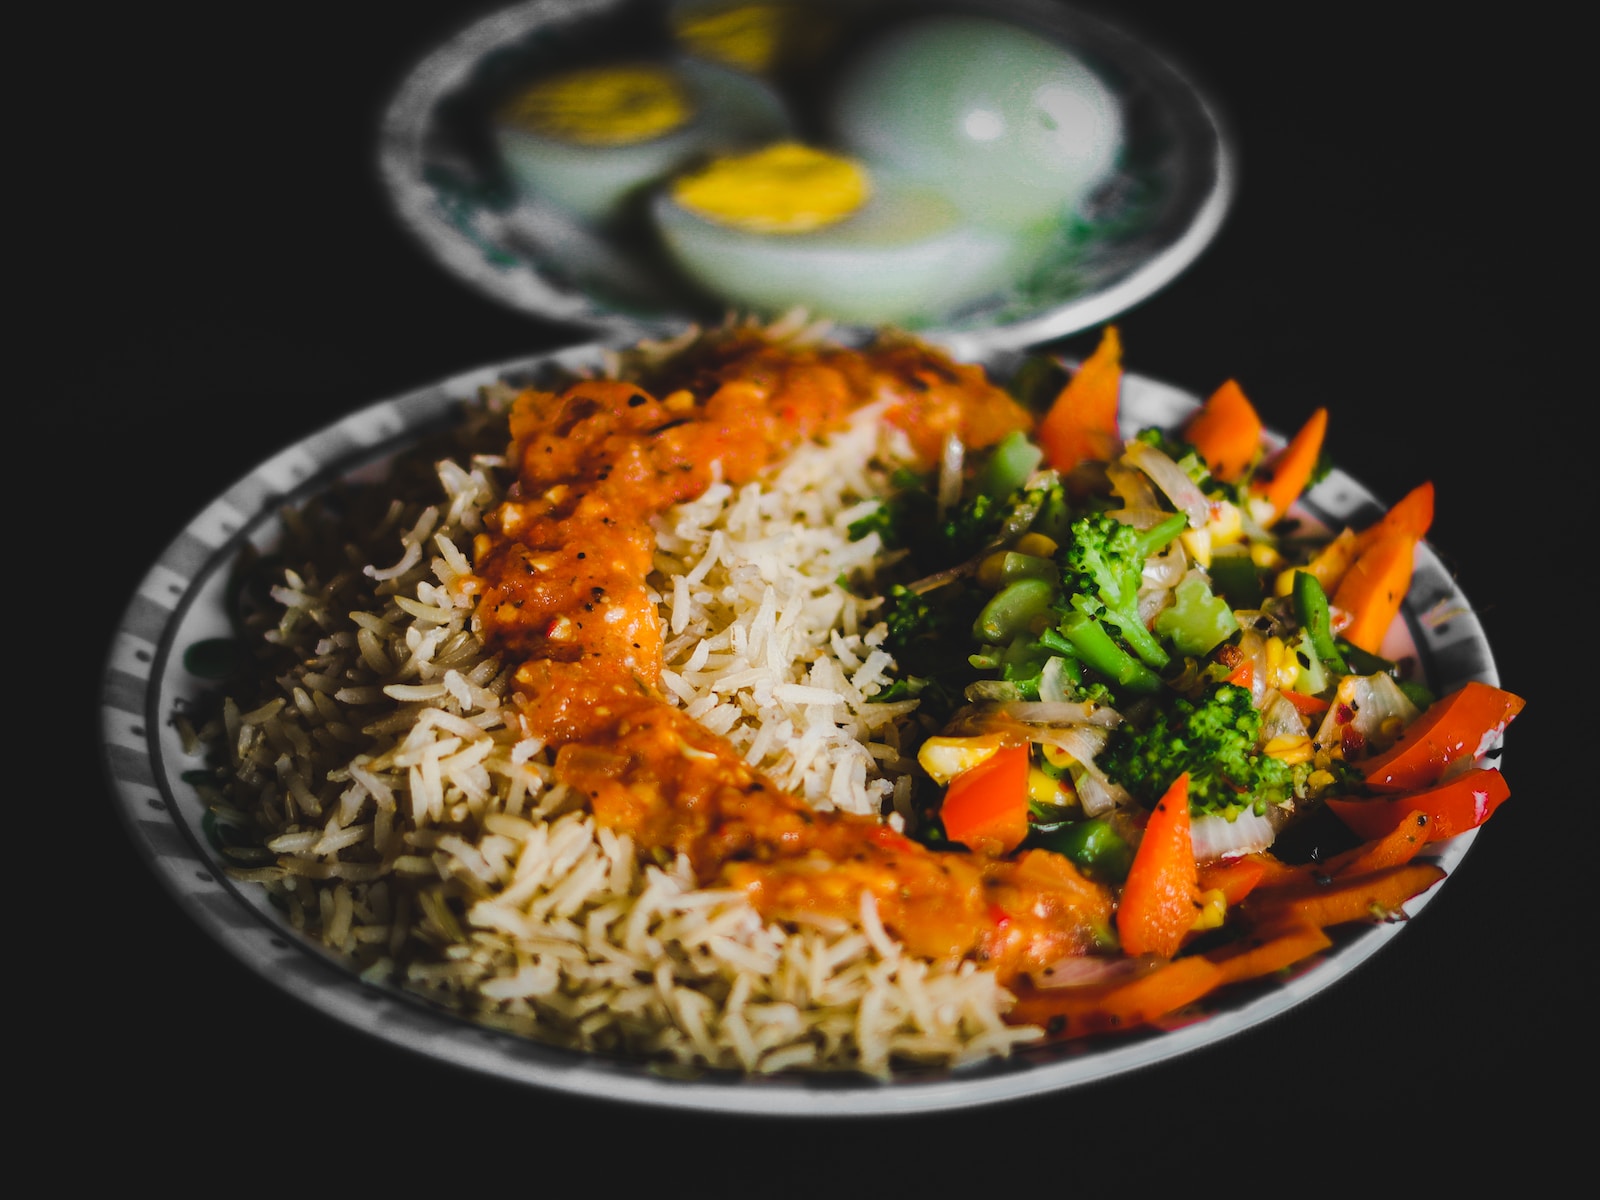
[649,142,1029,326]
[492,57,793,228]
[827,15,1124,235]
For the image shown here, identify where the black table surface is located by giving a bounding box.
[33,0,1580,1181]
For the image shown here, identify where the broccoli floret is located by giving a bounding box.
[848,473,1009,571]
[1097,681,1300,819]
[847,468,933,548]
[883,583,969,656]
[878,583,983,720]
[938,492,1005,563]
[1057,511,1189,670]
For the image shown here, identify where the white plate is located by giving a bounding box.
[377,0,1235,356]
[99,341,1503,1116]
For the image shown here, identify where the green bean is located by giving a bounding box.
[993,551,1057,585]
[973,577,1057,644]
[1292,570,1347,675]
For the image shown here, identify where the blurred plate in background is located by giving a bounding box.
[378,0,1234,357]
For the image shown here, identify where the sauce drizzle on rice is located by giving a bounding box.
[473,327,1113,983]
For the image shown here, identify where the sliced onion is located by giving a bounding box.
[1074,770,1127,817]
[1259,688,1311,740]
[1142,548,1190,592]
[1038,656,1073,704]
[937,431,965,517]
[1105,506,1175,533]
[907,561,973,595]
[1029,954,1147,990]
[964,679,1025,703]
[1232,622,1270,706]
[1105,461,1160,512]
[1135,555,1188,632]
[1138,589,1168,630]
[993,700,1123,729]
[1313,672,1420,752]
[1191,807,1280,860]
[1025,723,1109,758]
[1122,440,1210,529]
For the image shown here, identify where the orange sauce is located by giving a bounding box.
[473,329,1113,984]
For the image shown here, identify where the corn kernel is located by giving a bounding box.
[1249,540,1284,569]
[1378,715,1408,742]
[1263,734,1313,764]
[1027,767,1061,805]
[1014,532,1058,558]
[976,551,1009,590]
[1264,637,1298,691]
[1040,743,1077,771]
[1245,494,1278,527]
[1180,526,1212,568]
[1191,888,1228,931]
[917,735,1002,784]
[1208,499,1243,546]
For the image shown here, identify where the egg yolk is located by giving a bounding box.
[672,3,786,72]
[670,142,870,233]
[499,66,693,146]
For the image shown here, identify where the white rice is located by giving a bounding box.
[651,400,924,820]
[205,370,1042,1077]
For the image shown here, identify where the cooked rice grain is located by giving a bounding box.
[206,382,1041,1076]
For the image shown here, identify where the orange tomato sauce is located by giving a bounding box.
[472,329,1113,985]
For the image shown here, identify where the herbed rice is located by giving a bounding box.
[196,345,1045,1077]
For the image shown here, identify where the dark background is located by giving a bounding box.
[34,0,1577,1183]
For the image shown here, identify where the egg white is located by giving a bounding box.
[828,15,1124,234]
[650,169,1031,326]
[493,56,794,228]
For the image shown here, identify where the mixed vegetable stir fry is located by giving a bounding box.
[852,327,1523,1032]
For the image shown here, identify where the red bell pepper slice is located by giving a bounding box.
[939,743,1031,856]
[1360,680,1525,791]
[1325,767,1511,842]
[1196,855,1268,905]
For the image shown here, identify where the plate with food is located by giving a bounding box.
[100,315,1522,1114]
[378,0,1234,353]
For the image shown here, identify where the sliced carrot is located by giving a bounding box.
[1116,773,1199,959]
[1204,922,1332,986]
[1355,481,1435,555]
[1249,406,1327,520]
[1183,378,1263,483]
[1241,862,1446,930]
[1009,920,1335,1036]
[1197,855,1268,905]
[1319,810,1433,876]
[1235,850,1320,888]
[1326,768,1511,843]
[1329,529,1416,654]
[1359,680,1526,791]
[1036,326,1122,474]
[939,743,1030,856]
[1008,955,1224,1037]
